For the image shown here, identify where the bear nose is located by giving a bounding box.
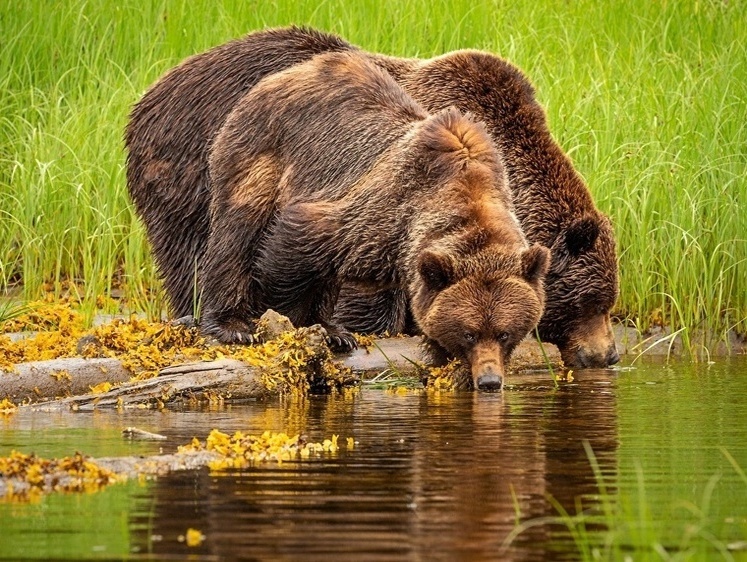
[476,367,503,391]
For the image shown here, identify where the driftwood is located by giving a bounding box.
[0,357,132,403]
[3,321,562,409]
[29,358,274,412]
[0,430,348,497]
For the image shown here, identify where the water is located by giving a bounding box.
[1,357,746,561]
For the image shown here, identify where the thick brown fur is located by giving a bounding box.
[125,27,354,318]
[202,52,549,389]
[124,26,618,367]
[358,50,620,368]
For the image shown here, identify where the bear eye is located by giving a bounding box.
[463,332,476,344]
[497,332,510,342]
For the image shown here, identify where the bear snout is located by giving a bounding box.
[469,343,505,391]
[561,314,619,368]
[606,345,620,366]
[570,342,619,368]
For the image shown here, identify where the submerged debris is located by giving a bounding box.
[0,429,349,501]
[122,427,168,441]
[0,398,18,415]
[179,428,344,470]
[555,369,575,383]
[0,450,120,499]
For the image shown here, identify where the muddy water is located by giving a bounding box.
[1,357,746,561]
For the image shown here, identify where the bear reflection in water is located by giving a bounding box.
[130,378,618,561]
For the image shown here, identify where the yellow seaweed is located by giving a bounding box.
[1,299,351,395]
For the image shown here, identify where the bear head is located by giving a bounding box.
[412,243,550,390]
[540,213,619,368]
[400,51,621,369]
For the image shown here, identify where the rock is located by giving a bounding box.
[254,309,296,340]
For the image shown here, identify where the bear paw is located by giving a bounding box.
[170,315,197,328]
[323,325,358,353]
[200,316,262,346]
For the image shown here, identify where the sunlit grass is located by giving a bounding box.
[1,0,745,354]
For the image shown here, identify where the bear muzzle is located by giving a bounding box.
[562,314,619,368]
[470,344,505,391]
[475,367,503,391]
[565,342,619,368]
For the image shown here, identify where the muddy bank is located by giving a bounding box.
[613,324,746,357]
[5,311,741,409]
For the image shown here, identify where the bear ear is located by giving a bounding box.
[418,251,455,291]
[565,215,601,256]
[521,244,550,283]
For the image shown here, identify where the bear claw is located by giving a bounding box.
[325,332,357,353]
[229,331,263,345]
[170,315,197,328]
[201,323,262,346]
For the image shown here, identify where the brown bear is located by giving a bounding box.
[125,28,353,320]
[124,26,617,368]
[201,51,550,390]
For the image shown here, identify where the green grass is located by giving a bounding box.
[1,0,745,353]
[506,443,747,561]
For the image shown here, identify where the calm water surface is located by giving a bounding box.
[1,356,746,561]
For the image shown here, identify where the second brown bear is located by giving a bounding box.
[201,51,549,390]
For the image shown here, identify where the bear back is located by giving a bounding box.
[208,51,429,213]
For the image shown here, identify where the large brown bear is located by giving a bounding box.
[125,26,618,368]
[201,51,549,390]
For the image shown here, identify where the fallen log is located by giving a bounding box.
[29,358,275,411]
[0,357,131,403]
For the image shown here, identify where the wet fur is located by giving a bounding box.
[125,27,353,318]
[201,51,548,377]
[364,51,619,365]
[124,26,617,365]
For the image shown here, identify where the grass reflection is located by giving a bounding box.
[506,443,747,561]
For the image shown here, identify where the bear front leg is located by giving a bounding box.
[259,257,357,353]
[315,287,359,353]
[199,209,268,345]
[255,203,357,353]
